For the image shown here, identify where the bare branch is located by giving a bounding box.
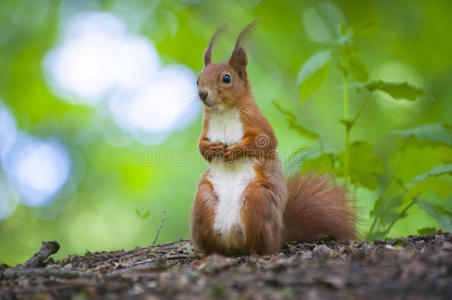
[19,241,60,269]
[151,210,167,247]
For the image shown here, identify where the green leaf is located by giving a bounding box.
[337,25,354,46]
[369,231,386,241]
[273,101,319,139]
[380,210,405,225]
[444,124,452,135]
[394,124,452,146]
[300,64,329,101]
[370,196,385,217]
[186,243,193,254]
[370,195,403,225]
[339,24,347,35]
[347,55,369,82]
[135,209,150,220]
[417,201,452,232]
[412,164,452,183]
[297,51,331,101]
[417,227,437,235]
[370,195,406,231]
[365,80,426,100]
[435,146,452,163]
[302,2,344,42]
[354,20,379,37]
[284,147,337,177]
[297,51,331,85]
[402,177,452,203]
[301,153,335,174]
[284,151,306,177]
[340,50,369,82]
[339,119,353,129]
[437,206,452,217]
[338,141,382,190]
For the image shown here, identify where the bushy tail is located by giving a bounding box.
[283,174,357,243]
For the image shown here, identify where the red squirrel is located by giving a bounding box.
[190,21,357,255]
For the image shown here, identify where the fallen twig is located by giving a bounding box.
[151,210,167,247]
[107,262,166,277]
[152,238,191,248]
[87,238,191,268]
[165,254,202,260]
[19,241,60,269]
[2,268,94,280]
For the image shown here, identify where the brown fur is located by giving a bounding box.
[190,177,224,253]
[203,24,227,67]
[240,181,283,255]
[283,174,357,242]
[190,21,357,256]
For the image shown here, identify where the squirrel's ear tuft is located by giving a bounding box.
[204,24,227,67]
[229,46,248,78]
[229,19,259,78]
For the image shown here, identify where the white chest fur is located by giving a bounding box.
[206,108,243,146]
[206,108,256,245]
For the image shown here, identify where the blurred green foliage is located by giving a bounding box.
[1,0,452,265]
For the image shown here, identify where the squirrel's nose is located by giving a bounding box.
[199,91,208,101]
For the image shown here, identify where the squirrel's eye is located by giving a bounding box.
[196,80,199,85]
[222,74,231,83]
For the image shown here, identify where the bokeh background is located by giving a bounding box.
[1,0,452,265]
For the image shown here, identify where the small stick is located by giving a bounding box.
[19,241,60,269]
[151,210,166,247]
[86,238,191,268]
[165,254,202,260]
[2,268,94,279]
[151,238,191,248]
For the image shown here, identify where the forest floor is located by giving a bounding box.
[1,231,451,300]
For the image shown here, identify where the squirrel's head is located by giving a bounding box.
[197,20,257,110]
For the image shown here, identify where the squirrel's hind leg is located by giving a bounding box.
[240,181,283,255]
[191,177,221,254]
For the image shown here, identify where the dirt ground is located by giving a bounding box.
[1,231,451,300]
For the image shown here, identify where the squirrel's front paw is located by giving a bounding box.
[224,146,241,162]
[205,142,226,158]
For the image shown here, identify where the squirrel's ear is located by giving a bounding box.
[229,19,258,78]
[229,46,248,78]
[204,24,227,67]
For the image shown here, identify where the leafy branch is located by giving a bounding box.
[281,2,451,241]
